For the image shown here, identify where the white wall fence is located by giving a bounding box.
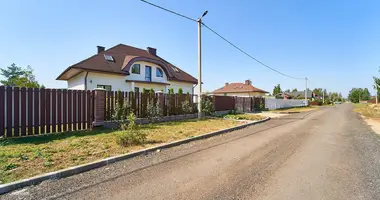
[265,98,307,110]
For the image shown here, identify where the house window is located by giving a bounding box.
[172,67,179,73]
[104,54,114,62]
[131,64,140,74]
[134,87,140,93]
[145,66,152,81]
[156,68,163,77]
[97,84,112,91]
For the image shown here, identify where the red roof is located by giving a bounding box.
[212,82,268,94]
[56,44,197,84]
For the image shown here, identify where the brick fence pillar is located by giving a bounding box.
[93,88,106,127]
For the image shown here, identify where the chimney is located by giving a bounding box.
[245,80,251,85]
[97,46,105,54]
[225,82,229,86]
[147,47,157,56]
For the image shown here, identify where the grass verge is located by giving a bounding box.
[353,103,380,118]
[0,118,242,184]
[221,114,265,121]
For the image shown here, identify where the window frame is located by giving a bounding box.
[131,64,140,74]
[156,68,163,77]
[97,84,112,91]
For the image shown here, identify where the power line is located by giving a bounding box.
[139,0,197,22]
[139,0,305,81]
[202,23,304,80]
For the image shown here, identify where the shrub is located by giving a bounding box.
[149,88,155,94]
[181,100,193,114]
[228,109,238,115]
[202,99,214,115]
[168,88,174,94]
[116,113,147,146]
[178,88,183,94]
[113,100,132,121]
[146,99,163,122]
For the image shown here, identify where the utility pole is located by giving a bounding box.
[197,11,208,119]
[305,77,308,106]
[322,89,325,104]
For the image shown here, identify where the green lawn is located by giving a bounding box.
[0,118,243,184]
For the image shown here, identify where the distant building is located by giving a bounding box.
[210,80,268,97]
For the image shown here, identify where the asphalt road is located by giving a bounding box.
[3,103,380,200]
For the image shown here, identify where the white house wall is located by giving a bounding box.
[168,81,194,94]
[67,72,85,90]
[134,83,166,93]
[86,72,129,91]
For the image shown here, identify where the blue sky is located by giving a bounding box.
[1,0,379,97]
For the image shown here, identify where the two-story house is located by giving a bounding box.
[56,44,198,94]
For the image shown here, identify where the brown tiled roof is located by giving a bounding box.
[56,44,197,84]
[211,82,268,94]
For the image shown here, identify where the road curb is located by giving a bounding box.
[272,111,301,114]
[0,117,270,195]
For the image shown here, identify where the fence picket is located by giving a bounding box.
[86,90,91,129]
[6,87,12,137]
[46,89,51,133]
[77,90,82,130]
[0,86,4,137]
[21,88,26,136]
[110,91,114,120]
[52,89,57,133]
[62,90,67,132]
[27,88,33,135]
[81,91,86,129]
[33,88,40,135]
[13,87,20,137]
[68,90,72,131]
[73,90,77,131]
[57,89,62,132]
[106,91,111,120]
[40,88,45,134]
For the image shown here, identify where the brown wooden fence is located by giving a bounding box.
[0,86,94,138]
[212,96,265,112]
[104,91,197,121]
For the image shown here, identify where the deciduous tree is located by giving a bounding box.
[0,63,43,88]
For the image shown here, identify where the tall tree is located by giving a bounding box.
[272,84,282,96]
[292,88,298,92]
[373,76,380,104]
[348,88,370,103]
[362,88,371,100]
[284,89,290,93]
[348,88,361,103]
[312,88,323,97]
[0,63,43,88]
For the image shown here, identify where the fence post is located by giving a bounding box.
[93,88,106,127]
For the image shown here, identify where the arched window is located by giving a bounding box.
[156,68,163,77]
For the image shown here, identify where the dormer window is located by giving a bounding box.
[104,54,114,62]
[132,64,140,74]
[156,68,163,77]
[172,67,179,73]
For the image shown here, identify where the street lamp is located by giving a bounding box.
[197,11,208,118]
